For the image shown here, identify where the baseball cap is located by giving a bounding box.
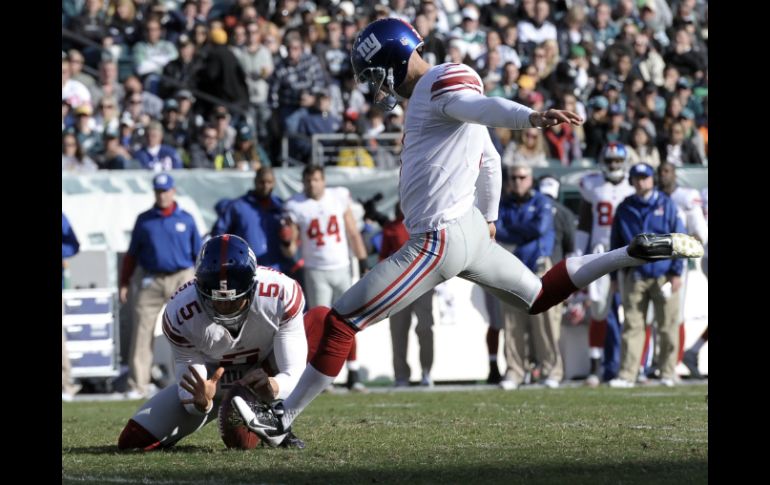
[461,7,479,20]
[629,163,654,180]
[538,176,560,199]
[153,173,175,191]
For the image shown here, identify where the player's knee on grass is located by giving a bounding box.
[117,419,162,451]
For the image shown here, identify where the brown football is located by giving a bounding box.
[217,384,262,450]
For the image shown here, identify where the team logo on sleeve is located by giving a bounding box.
[357,33,382,61]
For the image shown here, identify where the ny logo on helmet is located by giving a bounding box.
[357,33,382,61]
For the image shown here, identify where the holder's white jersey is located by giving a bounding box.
[579,173,635,250]
[284,187,353,270]
[162,266,306,400]
[399,63,509,234]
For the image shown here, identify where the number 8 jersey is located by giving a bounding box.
[579,172,634,250]
[284,186,353,270]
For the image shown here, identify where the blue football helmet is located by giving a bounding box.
[599,142,628,183]
[351,18,423,110]
[195,234,257,332]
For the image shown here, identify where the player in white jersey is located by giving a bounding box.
[117,235,312,450]
[658,161,708,373]
[282,165,369,390]
[576,142,635,386]
[242,19,703,446]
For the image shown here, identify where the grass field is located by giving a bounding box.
[62,384,708,484]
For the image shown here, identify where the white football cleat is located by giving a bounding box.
[232,396,287,447]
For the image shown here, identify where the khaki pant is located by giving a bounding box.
[500,258,563,384]
[618,273,680,381]
[389,289,434,382]
[128,267,195,395]
[62,326,73,393]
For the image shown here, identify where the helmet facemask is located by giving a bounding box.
[196,279,256,333]
[602,158,626,183]
[357,66,398,111]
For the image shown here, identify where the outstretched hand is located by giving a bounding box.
[180,366,225,413]
[530,109,583,128]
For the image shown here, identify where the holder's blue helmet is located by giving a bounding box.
[351,18,423,110]
[195,234,257,332]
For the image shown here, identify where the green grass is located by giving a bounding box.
[62,384,708,484]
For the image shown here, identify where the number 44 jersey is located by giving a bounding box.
[579,172,635,250]
[284,187,353,270]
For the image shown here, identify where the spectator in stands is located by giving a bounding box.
[413,13,446,68]
[134,121,183,171]
[107,0,142,46]
[227,124,266,171]
[336,111,375,168]
[381,203,435,388]
[495,165,561,390]
[63,131,98,173]
[503,127,549,168]
[94,97,120,137]
[188,124,227,169]
[517,0,557,60]
[211,105,237,151]
[97,129,133,169]
[160,99,189,151]
[195,27,250,116]
[544,121,581,166]
[123,75,163,119]
[632,32,665,87]
[658,121,702,166]
[605,103,632,145]
[609,163,684,388]
[678,108,705,161]
[174,89,204,143]
[74,104,103,157]
[62,57,92,110]
[119,173,201,399]
[159,34,199,99]
[294,93,341,162]
[664,28,706,80]
[583,96,610,158]
[62,213,81,401]
[66,49,98,101]
[269,32,327,140]
[232,21,274,141]
[626,124,661,168]
[69,0,108,45]
[133,18,179,93]
[93,57,124,111]
[481,0,519,32]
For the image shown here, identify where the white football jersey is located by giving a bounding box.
[670,186,708,244]
[284,186,352,270]
[579,172,635,250]
[399,63,500,234]
[162,266,306,400]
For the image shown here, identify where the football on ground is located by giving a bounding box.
[217,384,262,450]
